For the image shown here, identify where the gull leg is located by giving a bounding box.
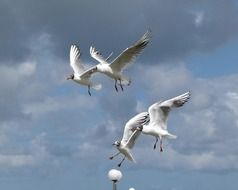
[153,137,158,150]
[119,79,124,91]
[117,156,126,167]
[160,139,163,152]
[109,152,120,160]
[88,86,91,96]
[114,79,118,92]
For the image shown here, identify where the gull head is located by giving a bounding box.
[67,74,74,80]
[113,141,121,147]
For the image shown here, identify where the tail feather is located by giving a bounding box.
[91,83,102,90]
[165,133,177,139]
[119,76,131,86]
[127,152,136,163]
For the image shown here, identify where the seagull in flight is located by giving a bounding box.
[90,30,151,92]
[137,92,191,152]
[109,112,149,167]
[67,45,102,96]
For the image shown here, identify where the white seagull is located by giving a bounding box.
[90,30,151,91]
[109,112,149,167]
[67,45,102,96]
[137,92,191,152]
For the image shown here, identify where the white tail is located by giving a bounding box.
[127,152,136,163]
[91,83,102,90]
[119,76,131,86]
[165,132,177,139]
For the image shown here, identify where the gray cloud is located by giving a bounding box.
[74,63,238,171]
[1,28,238,173]
[132,64,238,171]
[1,0,238,63]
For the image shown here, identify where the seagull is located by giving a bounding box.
[109,112,149,167]
[90,30,151,92]
[137,92,191,152]
[67,45,102,96]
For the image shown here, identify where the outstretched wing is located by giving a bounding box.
[148,92,191,130]
[90,46,108,64]
[110,30,151,72]
[80,65,98,79]
[70,45,85,75]
[122,112,149,149]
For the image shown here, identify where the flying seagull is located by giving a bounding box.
[90,30,151,92]
[67,45,102,96]
[137,92,191,152]
[110,112,149,167]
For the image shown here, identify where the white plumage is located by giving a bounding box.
[90,30,151,91]
[138,92,191,152]
[110,112,149,167]
[67,45,102,96]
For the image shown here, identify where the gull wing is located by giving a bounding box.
[148,92,191,130]
[90,46,108,64]
[121,112,149,148]
[125,130,141,150]
[110,30,151,72]
[80,65,98,79]
[70,45,85,75]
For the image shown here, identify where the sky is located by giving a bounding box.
[1,0,238,190]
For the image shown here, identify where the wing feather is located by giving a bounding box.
[121,112,149,147]
[125,130,141,149]
[80,65,98,79]
[148,92,191,130]
[90,46,108,64]
[110,30,151,72]
[70,45,85,74]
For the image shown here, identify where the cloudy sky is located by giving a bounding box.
[1,0,238,189]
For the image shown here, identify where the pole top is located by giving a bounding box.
[108,169,122,182]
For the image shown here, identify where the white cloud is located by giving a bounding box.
[136,62,192,98]
[0,154,35,168]
[137,147,238,171]
[193,11,204,27]
[0,61,36,89]
[1,30,238,173]
[23,94,98,117]
[0,133,51,169]
[18,62,36,76]
[71,63,238,171]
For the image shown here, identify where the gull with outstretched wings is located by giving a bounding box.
[110,112,149,167]
[67,45,102,96]
[90,30,151,92]
[137,92,191,152]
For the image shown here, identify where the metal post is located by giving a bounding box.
[108,169,122,190]
[113,181,117,190]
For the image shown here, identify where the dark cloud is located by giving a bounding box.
[1,0,238,63]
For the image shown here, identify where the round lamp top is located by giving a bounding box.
[108,169,122,182]
[129,188,135,190]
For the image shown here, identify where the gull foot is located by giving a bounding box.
[153,144,156,150]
